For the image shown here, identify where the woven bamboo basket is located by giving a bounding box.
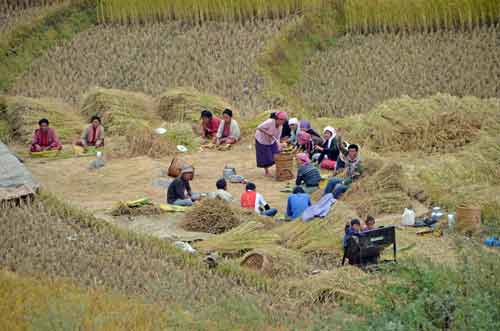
[274,152,294,181]
[168,158,191,177]
[240,251,273,275]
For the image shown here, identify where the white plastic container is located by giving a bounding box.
[401,208,416,226]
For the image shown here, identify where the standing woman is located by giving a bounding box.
[255,111,287,177]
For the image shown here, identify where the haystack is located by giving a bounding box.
[194,221,280,255]
[345,161,411,217]
[272,201,359,256]
[286,266,377,306]
[125,126,175,158]
[110,202,162,216]
[158,87,237,122]
[352,94,500,153]
[182,198,242,234]
[80,88,159,135]
[1,96,84,144]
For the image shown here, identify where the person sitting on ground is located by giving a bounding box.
[312,126,340,169]
[295,153,321,194]
[296,131,313,156]
[213,178,233,202]
[30,118,62,152]
[198,110,221,142]
[240,182,278,217]
[76,115,105,149]
[299,120,324,146]
[363,215,376,231]
[287,117,300,145]
[323,139,364,199]
[286,186,311,221]
[167,166,199,207]
[216,108,240,145]
[343,218,362,248]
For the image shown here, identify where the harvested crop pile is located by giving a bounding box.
[182,198,241,235]
[195,221,280,255]
[349,94,500,153]
[158,87,236,122]
[110,198,162,217]
[272,201,359,256]
[345,161,411,217]
[287,267,377,306]
[0,96,83,144]
[80,88,158,135]
[240,245,308,278]
[296,26,500,117]
[11,21,283,114]
[125,127,175,159]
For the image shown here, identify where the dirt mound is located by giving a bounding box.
[81,88,159,135]
[354,94,500,153]
[182,198,241,234]
[158,87,236,122]
[0,96,83,144]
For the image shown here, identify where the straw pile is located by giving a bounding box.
[1,96,83,144]
[353,94,500,153]
[158,87,236,122]
[194,221,280,255]
[80,88,158,135]
[272,201,358,256]
[110,202,162,216]
[286,266,377,306]
[182,198,242,235]
[345,161,411,217]
[125,127,175,159]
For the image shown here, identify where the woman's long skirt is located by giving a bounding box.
[255,139,279,168]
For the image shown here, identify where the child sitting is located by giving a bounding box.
[286,186,311,221]
[213,178,233,202]
[240,182,277,217]
[343,218,362,248]
[363,215,376,231]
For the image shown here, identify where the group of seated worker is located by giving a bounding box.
[343,216,377,248]
[30,116,104,153]
[198,108,240,145]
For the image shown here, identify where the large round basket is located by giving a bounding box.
[274,152,294,181]
[456,206,481,235]
[168,158,191,178]
[240,251,273,275]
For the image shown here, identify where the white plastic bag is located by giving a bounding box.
[174,241,196,254]
[401,208,416,226]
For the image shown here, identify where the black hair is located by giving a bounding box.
[269,112,276,119]
[216,178,227,190]
[348,144,359,152]
[246,182,256,191]
[222,108,233,117]
[366,215,375,224]
[293,186,305,194]
[350,218,361,226]
[201,110,213,119]
[90,115,101,123]
[38,118,49,126]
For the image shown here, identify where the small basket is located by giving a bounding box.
[240,251,273,275]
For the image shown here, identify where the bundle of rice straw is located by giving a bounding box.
[345,161,411,217]
[110,202,162,216]
[182,198,241,234]
[353,94,500,153]
[158,87,236,122]
[286,266,376,306]
[125,126,175,158]
[194,221,280,255]
[1,96,83,144]
[240,245,308,278]
[81,88,159,135]
[272,201,358,256]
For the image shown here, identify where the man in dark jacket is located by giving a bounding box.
[167,166,197,206]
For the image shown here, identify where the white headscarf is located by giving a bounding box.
[289,118,299,126]
[323,126,336,148]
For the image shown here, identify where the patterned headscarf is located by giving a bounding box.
[275,111,288,120]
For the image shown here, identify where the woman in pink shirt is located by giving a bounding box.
[255,111,287,177]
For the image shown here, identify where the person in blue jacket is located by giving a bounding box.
[286,186,312,220]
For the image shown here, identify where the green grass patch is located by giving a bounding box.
[0,1,96,92]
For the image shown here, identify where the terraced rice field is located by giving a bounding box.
[295,26,500,117]
[10,20,285,115]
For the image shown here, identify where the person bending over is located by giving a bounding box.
[216,108,240,145]
[30,118,62,152]
[198,110,220,142]
[295,153,321,194]
[240,182,277,217]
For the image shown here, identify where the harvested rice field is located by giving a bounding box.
[296,26,500,117]
[9,20,285,115]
